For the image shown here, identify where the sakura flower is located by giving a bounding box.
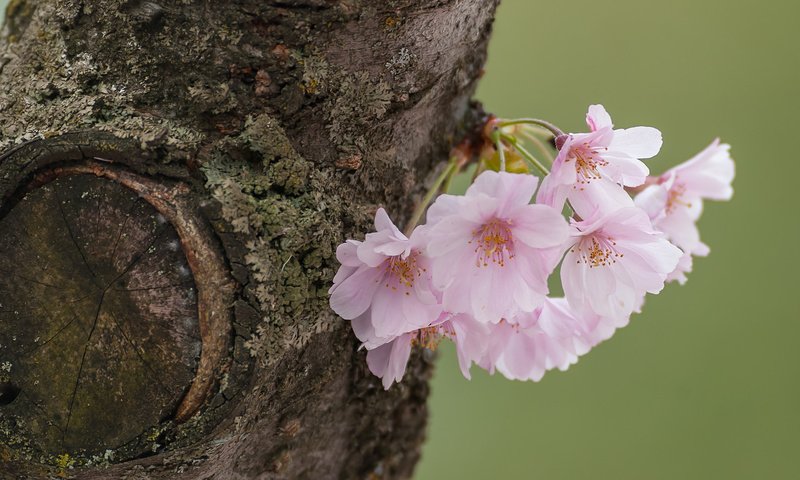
[480,306,578,382]
[446,313,493,379]
[365,333,413,390]
[479,297,636,382]
[561,207,682,319]
[329,208,442,340]
[426,171,570,323]
[666,251,694,285]
[364,313,491,389]
[537,104,662,217]
[542,297,631,353]
[635,139,734,259]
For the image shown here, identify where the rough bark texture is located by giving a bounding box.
[0,0,499,478]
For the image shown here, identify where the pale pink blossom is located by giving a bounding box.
[329,208,442,340]
[445,313,493,380]
[542,297,631,352]
[561,207,682,319]
[479,297,639,382]
[537,104,662,217]
[479,306,577,382]
[635,139,734,259]
[426,171,570,323]
[364,313,490,389]
[665,251,694,285]
[476,297,627,382]
[366,333,414,390]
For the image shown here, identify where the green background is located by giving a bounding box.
[2,1,798,478]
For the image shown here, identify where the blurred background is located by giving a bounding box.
[2,0,797,478]
[418,0,800,479]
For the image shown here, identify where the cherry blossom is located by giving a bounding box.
[329,208,442,340]
[476,298,629,381]
[635,139,734,261]
[426,171,569,323]
[543,297,631,353]
[479,304,579,382]
[366,333,414,390]
[537,104,662,217]
[364,313,491,389]
[561,207,682,319]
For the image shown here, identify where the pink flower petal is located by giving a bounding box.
[586,104,613,131]
[510,204,570,249]
[366,334,413,390]
[329,265,384,320]
[374,207,404,237]
[601,153,650,186]
[634,184,669,221]
[609,126,663,159]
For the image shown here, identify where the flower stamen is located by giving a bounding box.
[470,219,515,267]
[666,183,692,214]
[565,142,609,188]
[410,323,456,351]
[571,235,623,268]
[382,252,424,294]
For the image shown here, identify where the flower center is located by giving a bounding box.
[411,323,455,351]
[565,142,608,187]
[383,251,423,295]
[471,219,515,267]
[666,182,692,214]
[572,234,623,268]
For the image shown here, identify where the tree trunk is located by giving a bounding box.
[0,1,498,478]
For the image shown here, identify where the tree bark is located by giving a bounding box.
[0,1,499,478]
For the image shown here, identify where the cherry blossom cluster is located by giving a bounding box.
[329,105,734,389]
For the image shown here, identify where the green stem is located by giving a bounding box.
[518,130,555,166]
[443,159,463,194]
[496,138,507,172]
[497,118,565,138]
[405,158,458,236]
[500,133,550,176]
[489,129,506,171]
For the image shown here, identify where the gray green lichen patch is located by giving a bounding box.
[203,113,340,368]
[0,26,204,155]
[385,47,417,77]
[187,82,239,116]
[0,415,35,462]
[0,0,245,154]
[297,51,331,96]
[327,72,393,154]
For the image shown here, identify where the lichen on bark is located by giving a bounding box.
[202,112,342,364]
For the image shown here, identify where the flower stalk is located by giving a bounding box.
[404,156,459,236]
[499,132,550,176]
[497,118,566,138]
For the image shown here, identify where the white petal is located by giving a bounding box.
[374,207,405,238]
[567,179,634,220]
[586,104,613,131]
[634,184,669,221]
[602,154,650,186]
[610,126,662,159]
